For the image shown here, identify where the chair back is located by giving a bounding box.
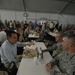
[7,61,18,75]
[0,55,5,68]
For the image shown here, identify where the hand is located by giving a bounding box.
[41,49,45,52]
[41,49,45,51]
[27,42,34,46]
[41,49,47,52]
[45,63,52,72]
[27,42,32,46]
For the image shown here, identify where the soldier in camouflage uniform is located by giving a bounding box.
[42,32,64,58]
[45,31,75,75]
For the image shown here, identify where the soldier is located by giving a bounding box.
[45,31,75,75]
[42,32,64,58]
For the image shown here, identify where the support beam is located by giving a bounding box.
[50,0,75,3]
[22,0,26,12]
[59,0,74,14]
[51,0,70,2]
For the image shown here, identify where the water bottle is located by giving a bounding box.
[39,49,42,59]
[40,47,43,59]
[35,47,39,58]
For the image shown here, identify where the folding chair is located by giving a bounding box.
[0,55,18,75]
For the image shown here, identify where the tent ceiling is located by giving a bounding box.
[0,0,75,15]
[61,3,75,15]
[0,0,24,11]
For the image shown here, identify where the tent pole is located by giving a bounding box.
[59,0,73,14]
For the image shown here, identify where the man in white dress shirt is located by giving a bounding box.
[0,30,27,65]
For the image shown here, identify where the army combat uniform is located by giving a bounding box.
[46,43,64,58]
[49,51,75,75]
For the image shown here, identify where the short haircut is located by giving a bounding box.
[64,31,75,45]
[6,30,19,37]
[25,25,29,28]
[56,32,64,38]
[16,25,21,30]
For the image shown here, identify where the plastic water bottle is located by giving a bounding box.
[35,47,39,58]
[40,47,43,59]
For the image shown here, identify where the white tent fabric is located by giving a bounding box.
[0,0,75,15]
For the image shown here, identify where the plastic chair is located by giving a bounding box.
[7,61,18,75]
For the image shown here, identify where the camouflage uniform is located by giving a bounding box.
[46,43,64,58]
[49,51,75,75]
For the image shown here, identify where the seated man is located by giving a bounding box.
[0,30,28,65]
[24,25,30,41]
[35,30,45,42]
[34,25,41,33]
[42,32,64,58]
[45,31,75,75]
[15,25,25,55]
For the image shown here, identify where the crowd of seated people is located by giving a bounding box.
[42,32,65,58]
[0,19,75,45]
[0,19,75,75]
[0,20,75,48]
